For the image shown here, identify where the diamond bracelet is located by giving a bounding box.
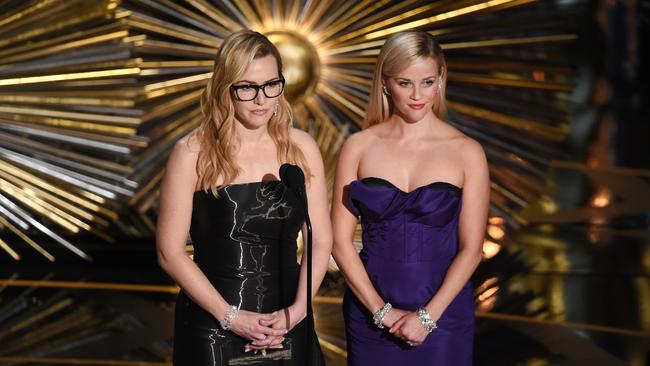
[416,307,437,333]
[219,305,239,330]
[372,302,392,329]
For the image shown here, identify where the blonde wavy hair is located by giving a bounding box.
[364,30,447,129]
[193,30,310,196]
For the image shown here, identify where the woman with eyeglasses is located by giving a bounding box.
[157,30,331,365]
[331,30,489,365]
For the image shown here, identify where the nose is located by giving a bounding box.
[254,89,266,105]
[410,85,421,101]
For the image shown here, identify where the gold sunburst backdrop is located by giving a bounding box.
[0,0,580,267]
[7,1,649,365]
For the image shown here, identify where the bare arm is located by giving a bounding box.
[391,138,489,344]
[289,130,333,322]
[157,137,285,341]
[423,139,488,319]
[330,135,388,317]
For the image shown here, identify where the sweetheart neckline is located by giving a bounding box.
[355,176,462,195]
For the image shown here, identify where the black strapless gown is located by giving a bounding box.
[173,181,324,365]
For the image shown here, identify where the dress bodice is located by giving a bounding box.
[348,177,462,266]
[343,177,474,365]
[190,180,304,312]
[175,180,324,365]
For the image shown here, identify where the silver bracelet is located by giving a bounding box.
[372,302,392,329]
[416,307,437,333]
[220,305,239,330]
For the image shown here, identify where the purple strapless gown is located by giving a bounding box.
[344,177,474,365]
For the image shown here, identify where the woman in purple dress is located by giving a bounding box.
[331,30,489,365]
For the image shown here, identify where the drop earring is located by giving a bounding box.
[382,85,391,96]
[437,79,442,95]
[273,103,278,117]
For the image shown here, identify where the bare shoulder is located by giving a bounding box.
[167,132,201,175]
[290,127,317,149]
[448,135,487,172]
[289,128,322,161]
[171,131,200,155]
[338,128,378,158]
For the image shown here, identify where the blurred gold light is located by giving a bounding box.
[488,216,506,225]
[478,286,499,302]
[476,276,498,294]
[482,239,501,259]
[591,188,612,208]
[476,277,499,311]
[487,224,505,240]
[477,295,497,311]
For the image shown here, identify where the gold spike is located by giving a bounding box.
[0,216,55,262]
[185,0,243,32]
[0,178,85,232]
[362,0,537,41]
[0,31,130,65]
[447,100,569,141]
[448,72,573,92]
[443,34,578,50]
[0,160,109,208]
[0,68,141,87]
[0,238,20,261]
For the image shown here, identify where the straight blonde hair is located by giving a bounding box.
[193,30,310,196]
[364,30,447,128]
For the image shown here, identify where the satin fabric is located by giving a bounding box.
[344,177,474,365]
[173,181,324,365]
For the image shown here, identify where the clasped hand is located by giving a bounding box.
[225,309,288,355]
[385,308,431,347]
[237,307,303,354]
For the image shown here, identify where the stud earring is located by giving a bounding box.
[382,85,391,96]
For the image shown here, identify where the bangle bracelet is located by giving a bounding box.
[220,305,239,330]
[372,302,392,329]
[416,307,437,333]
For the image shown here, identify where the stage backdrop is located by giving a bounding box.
[0,0,585,264]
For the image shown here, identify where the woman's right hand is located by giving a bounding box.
[244,304,305,351]
[227,310,288,341]
[381,308,409,328]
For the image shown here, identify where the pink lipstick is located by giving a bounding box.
[407,104,425,110]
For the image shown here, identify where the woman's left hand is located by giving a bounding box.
[388,312,431,347]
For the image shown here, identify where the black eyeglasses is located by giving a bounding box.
[231,78,285,101]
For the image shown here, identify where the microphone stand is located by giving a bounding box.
[280,164,315,364]
[296,184,314,365]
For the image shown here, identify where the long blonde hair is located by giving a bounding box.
[364,30,447,128]
[194,30,310,195]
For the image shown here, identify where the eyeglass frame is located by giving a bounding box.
[230,78,286,101]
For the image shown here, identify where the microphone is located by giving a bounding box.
[279,163,314,364]
[280,163,306,203]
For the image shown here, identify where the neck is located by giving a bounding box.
[388,111,441,140]
[234,120,271,145]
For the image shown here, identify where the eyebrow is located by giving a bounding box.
[233,77,280,85]
[395,75,437,81]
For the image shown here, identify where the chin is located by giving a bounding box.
[237,115,271,129]
[399,110,429,123]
